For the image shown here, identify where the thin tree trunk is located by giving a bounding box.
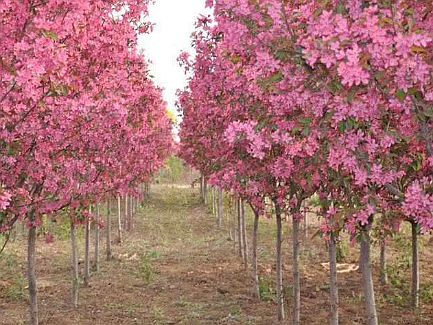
[106,198,112,261]
[203,177,208,205]
[241,199,248,270]
[229,197,234,241]
[70,220,79,308]
[200,175,204,201]
[329,233,339,325]
[360,228,378,325]
[303,204,308,239]
[27,213,39,325]
[124,195,129,232]
[411,221,419,309]
[217,189,223,227]
[237,198,243,258]
[233,198,238,251]
[275,201,285,321]
[144,183,148,199]
[94,203,100,272]
[128,195,133,231]
[117,196,122,244]
[292,216,301,325]
[212,188,216,216]
[379,239,387,286]
[84,209,90,287]
[252,209,260,299]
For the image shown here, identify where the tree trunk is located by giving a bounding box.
[252,209,260,299]
[241,199,248,270]
[200,175,204,202]
[360,228,378,325]
[379,239,387,286]
[203,177,208,205]
[212,188,216,216]
[84,209,90,287]
[411,222,419,309]
[144,183,149,199]
[275,201,285,321]
[70,221,79,308]
[128,196,133,230]
[124,195,129,232]
[106,198,112,261]
[303,205,308,239]
[329,233,339,325]
[217,189,223,227]
[27,213,39,325]
[229,197,234,241]
[94,203,100,272]
[292,216,301,325]
[237,198,243,258]
[117,196,123,244]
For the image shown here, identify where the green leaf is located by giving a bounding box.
[300,117,312,127]
[424,107,433,118]
[347,88,357,104]
[336,3,347,14]
[329,80,343,95]
[395,89,407,102]
[42,30,59,41]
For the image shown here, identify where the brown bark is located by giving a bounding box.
[203,177,208,205]
[106,198,113,261]
[237,198,243,258]
[379,239,388,286]
[217,189,223,227]
[252,209,260,299]
[329,234,339,325]
[228,196,234,241]
[292,216,301,325]
[117,195,122,244]
[211,188,216,216]
[70,220,79,308]
[360,228,378,325]
[94,203,100,272]
[128,195,134,231]
[411,222,419,309]
[124,195,129,231]
[84,210,90,287]
[274,201,285,321]
[240,199,248,269]
[27,212,39,325]
[200,175,204,201]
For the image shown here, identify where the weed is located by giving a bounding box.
[259,275,276,301]
[3,274,26,301]
[150,306,165,324]
[420,283,433,304]
[0,253,26,301]
[147,250,162,259]
[336,240,349,263]
[137,254,156,284]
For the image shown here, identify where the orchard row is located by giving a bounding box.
[179,1,433,324]
[0,2,173,325]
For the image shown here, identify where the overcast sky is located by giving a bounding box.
[138,1,211,117]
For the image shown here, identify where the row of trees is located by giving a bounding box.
[0,1,173,324]
[179,1,432,324]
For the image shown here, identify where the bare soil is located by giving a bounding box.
[1,185,432,324]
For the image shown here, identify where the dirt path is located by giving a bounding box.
[0,185,275,325]
[2,185,433,324]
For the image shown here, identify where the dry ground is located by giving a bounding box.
[1,185,433,324]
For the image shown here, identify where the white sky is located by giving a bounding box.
[138,1,211,118]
